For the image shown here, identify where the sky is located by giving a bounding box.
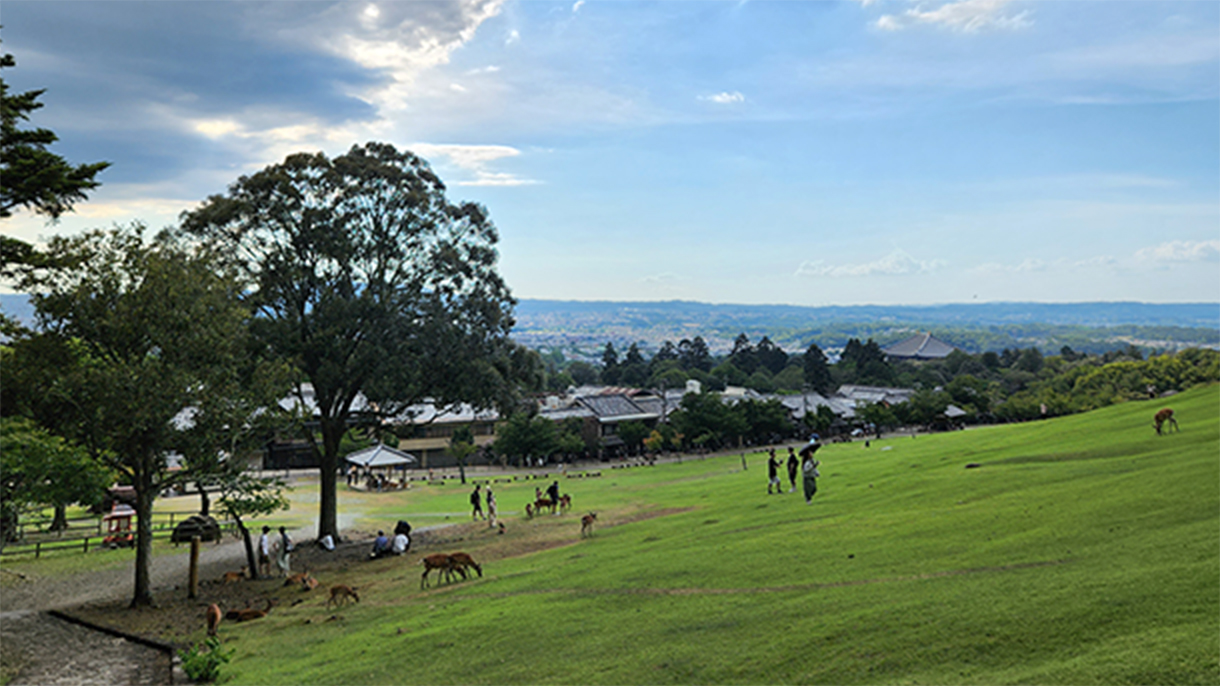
[2,0,1218,306]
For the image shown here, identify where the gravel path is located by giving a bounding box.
[0,530,303,686]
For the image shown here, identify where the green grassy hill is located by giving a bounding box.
[223,385,1219,685]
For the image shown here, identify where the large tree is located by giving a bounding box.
[0,47,109,219]
[181,143,519,540]
[0,417,110,541]
[11,225,255,606]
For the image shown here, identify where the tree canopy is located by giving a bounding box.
[0,48,108,219]
[181,142,520,539]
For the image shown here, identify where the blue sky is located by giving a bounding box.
[2,0,1217,305]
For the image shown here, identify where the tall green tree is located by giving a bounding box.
[447,425,479,485]
[803,342,833,394]
[0,47,109,219]
[181,143,519,541]
[0,417,110,541]
[11,225,255,607]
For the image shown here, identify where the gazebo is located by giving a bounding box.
[344,443,417,469]
[344,444,417,490]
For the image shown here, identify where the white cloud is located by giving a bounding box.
[410,143,540,187]
[506,29,521,45]
[877,0,1032,33]
[450,83,468,93]
[795,250,946,278]
[572,0,585,12]
[970,255,1120,274]
[699,91,745,104]
[1135,240,1220,263]
[466,65,501,75]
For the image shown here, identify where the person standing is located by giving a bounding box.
[486,487,497,527]
[767,448,782,495]
[470,485,485,521]
[546,480,560,509]
[275,526,293,576]
[258,525,272,578]
[801,442,822,504]
[786,447,799,494]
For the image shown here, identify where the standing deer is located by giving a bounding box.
[205,603,221,636]
[1154,408,1179,435]
[580,512,597,538]
[421,553,462,589]
[448,552,483,578]
[326,584,360,608]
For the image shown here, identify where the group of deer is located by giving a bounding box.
[206,569,357,636]
[420,552,483,589]
[526,493,572,519]
[206,598,274,636]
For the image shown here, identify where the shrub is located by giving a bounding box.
[179,636,232,683]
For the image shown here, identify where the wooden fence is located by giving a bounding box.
[0,510,238,559]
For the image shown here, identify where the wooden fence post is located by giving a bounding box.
[83,537,89,553]
[35,542,41,559]
[188,536,200,599]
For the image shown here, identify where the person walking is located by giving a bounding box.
[766,448,783,495]
[486,487,497,527]
[786,447,799,493]
[470,485,485,521]
[258,525,272,578]
[275,525,293,576]
[800,441,822,504]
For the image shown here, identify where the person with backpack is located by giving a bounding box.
[470,485,485,521]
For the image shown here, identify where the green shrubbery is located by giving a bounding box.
[179,637,232,683]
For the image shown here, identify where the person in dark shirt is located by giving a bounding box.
[786,447,799,494]
[470,485,485,521]
[767,448,782,495]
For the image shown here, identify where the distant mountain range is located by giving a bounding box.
[511,299,1220,358]
[6,294,1217,358]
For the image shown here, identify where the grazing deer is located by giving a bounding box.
[580,512,597,538]
[534,497,556,515]
[326,584,360,608]
[421,553,457,589]
[205,603,221,636]
[231,598,272,622]
[221,566,247,583]
[525,503,534,519]
[447,552,483,579]
[558,494,572,514]
[1154,408,1179,435]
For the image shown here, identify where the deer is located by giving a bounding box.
[326,584,360,608]
[230,598,272,622]
[447,552,483,579]
[580,512,597,538]
[205,603,221,637]
[534,497,556,515]
[284,570,310,587]
[421,553,463,589]
[558,494,572,514]
[1154,408,1179,435]
[525,503,534,519]
[221,566,247,583]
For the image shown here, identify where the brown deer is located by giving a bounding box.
[326,584,360,608]
[447,552,483,579]
[205,603,221,636]
[580,512,597,538]
[420,553,462,589]
[1154,408,1179,435]
[525,503,534,519]
[558,494,572,514]
[534,497,556,515]
[231,598,272,622]
[284,570,310,587]
[221,566,247,583]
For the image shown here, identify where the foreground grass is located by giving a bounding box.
[212,387,1220,683]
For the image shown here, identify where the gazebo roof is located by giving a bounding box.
[344,444,417,468]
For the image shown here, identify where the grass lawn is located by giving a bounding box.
[186,385,1220,683]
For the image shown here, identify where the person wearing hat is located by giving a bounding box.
[800,440,822,504]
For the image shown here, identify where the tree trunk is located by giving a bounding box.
[130,465,156,608]
[317,419,342,541]
[235,515,258,579]
[457,460,466,485]
[50,504,68,532]
[196,482,210,516]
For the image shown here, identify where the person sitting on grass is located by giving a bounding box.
[370,530,390,559]
[391,531,409,555]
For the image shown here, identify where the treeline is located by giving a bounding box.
[535,334,1220,425]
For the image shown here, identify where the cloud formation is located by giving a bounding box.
[795,250,946,278]
[699,91,746,104]
[876,0,1032,33]
[410,143,539,186]
[1135,240,1220,263]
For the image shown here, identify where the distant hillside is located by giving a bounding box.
[7,294,1216,359]
[512,299,1220,358]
